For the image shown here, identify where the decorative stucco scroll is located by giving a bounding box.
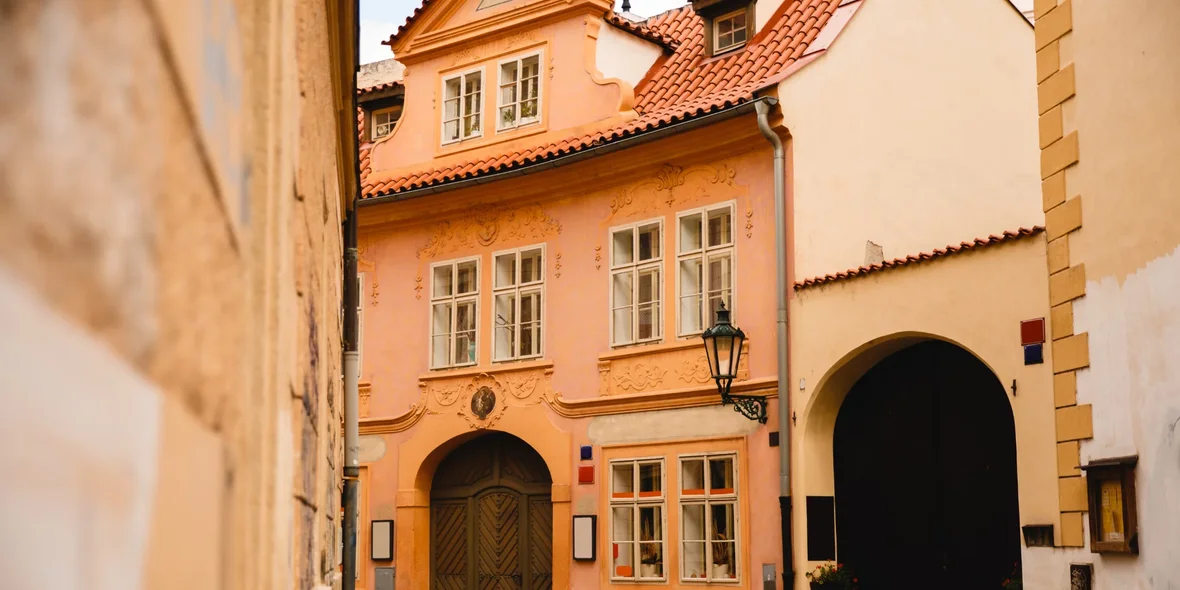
[607,163,743,221]
[417,362,555,430]
[417,203,562,259]
[358,237,380,306]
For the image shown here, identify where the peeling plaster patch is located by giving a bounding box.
[358,435,387,463]
[1073,244,1180,589]
[0,268,161,590]
[587,405,761,446]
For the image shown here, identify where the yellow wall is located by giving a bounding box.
[776,0,1042,281]
[789,237,1058,589]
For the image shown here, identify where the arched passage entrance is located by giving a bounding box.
[430,432,553,590]
[832,340,1019,589]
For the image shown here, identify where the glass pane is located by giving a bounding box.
[520,248,543,283]
[611,463,634,497]
[494,293,516,361]
[612,506,635,578]
[638,506,663,578]
[637,268,658,305]
[638,462,661,496]
[431,303,452,367]
[521,97,538,120]
[456,261,478,294]
[444,96,460,120]
[465,71,482,93]
[443,120,459,142]
[708,456,735,493]
[733,27,747,45]
[499,105,517,128]
[501,61,518,85]
[683,541,707,580]
[445,77,461,100]
[520,291,541,356]
[464,114,480,137]
[710,503,736,577]
[494,253,516,288]
[638,223,661,261]
[433,265,454,297]
[679,258,703,334]
[718,18,732,35]
[679,213,702,252]
[612,229,634,266]
[613,307,633,344]
[707,207,732,247]
[682,503,705,541]
[454,301,476,365]
[612,271,633,306]
[733,13,746,28]
[522,55,540,80]
[681,459,705,495]
[638,302,659,341]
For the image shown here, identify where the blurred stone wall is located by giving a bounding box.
[0,0,353,589]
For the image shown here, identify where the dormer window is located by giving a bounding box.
[713,9,748,53]
[442,69,483,144]
[371,106,401,141]
[498,53,542,131]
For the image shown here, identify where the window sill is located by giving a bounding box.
[419,357,553,382]
[601,339,707,362]
[435,121,548,158]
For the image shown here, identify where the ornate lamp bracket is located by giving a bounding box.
[720,390,768,424]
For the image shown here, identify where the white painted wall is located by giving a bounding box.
[595,21,663,88]
[775,0,1042,280]
[1074,245,1180,590]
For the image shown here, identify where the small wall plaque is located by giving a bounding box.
[371,519,394,561]
[573,515,597,561]
[1081,455,1139,554]
[578,465,594,484]
[580,445,593,460]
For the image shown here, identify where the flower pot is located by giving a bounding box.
[640,564,660,578]
[712,564,731,579]
[809,582,846,590]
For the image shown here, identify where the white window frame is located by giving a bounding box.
[440,67,485,145]
[357,273,365,374]
[678,453,740,584]
[675,201,737,337]
[492,244,546,362]
[428,256,481,369]
[496,50,544,132]
[609,218,665,347]
[608,457,668,583]
[370,106,400,141]
[713,9,748,53]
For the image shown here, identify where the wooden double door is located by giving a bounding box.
[431,433,553,590]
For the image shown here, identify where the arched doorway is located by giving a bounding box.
[833,341,1020,589]
[430,432,553,590]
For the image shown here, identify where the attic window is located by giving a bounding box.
[442,70,484,144]
[713,9,748,53]
[498,53,541,131]
[371,106,401,141]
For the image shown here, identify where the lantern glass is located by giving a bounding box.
[701,302,745,384]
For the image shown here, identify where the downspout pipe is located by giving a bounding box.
[754,98,793,588]
[342,0,362,588]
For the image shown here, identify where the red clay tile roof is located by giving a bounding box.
[365,0,855,198]
[358,81,403,96]
[604,13,680,50]
[793,227,1045,290]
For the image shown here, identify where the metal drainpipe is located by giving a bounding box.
[343,0,362,587]
[755,98,794,589]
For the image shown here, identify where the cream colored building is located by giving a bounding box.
[1028,0,1180,588]
[0,1,358,589]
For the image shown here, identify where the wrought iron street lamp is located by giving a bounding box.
[701,302,767,423]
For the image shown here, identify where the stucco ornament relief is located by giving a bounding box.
[555,253,562,278]
[607,163,742,221]
[414,275,423,299]
[358,238,380,306]
[745,208,754,238]
[420,367,554,429]
[594,245,602,270]
[417,204,562,259]
[359,382,371,418]
[613,363,668,391]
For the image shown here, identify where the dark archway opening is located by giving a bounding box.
[430,432,553,590]
[833,341,1020,590]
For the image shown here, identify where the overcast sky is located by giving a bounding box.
[360,0,690,63]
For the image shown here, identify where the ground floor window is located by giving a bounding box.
[610,459,666,581]
[679,454,738,582]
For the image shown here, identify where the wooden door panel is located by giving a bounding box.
[477,492,521,590]
[528,498,553,590]
[432,502,469,590]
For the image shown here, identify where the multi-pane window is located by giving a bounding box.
[610,459,666,581]
[713,10,748,53]
[680,454,739,582]
[442,70,483,144]
[493,246,544,361]
[610,220,663,346]
[430,258,479,368]
[498,54,541,131]
[371,106,400,141]
[678,203,734,335]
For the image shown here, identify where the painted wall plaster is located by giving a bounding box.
[1073,246,1180,590]
[776,0,1042,280]
[587,404,762,444]
[594,21,662,88]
